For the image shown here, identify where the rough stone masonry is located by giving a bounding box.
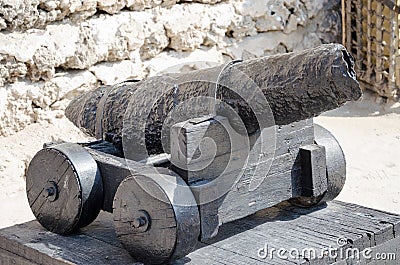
[0,0,342,136]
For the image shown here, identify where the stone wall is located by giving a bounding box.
[0,0,341,136]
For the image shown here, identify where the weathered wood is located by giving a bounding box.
[26,143,103,234]
[84,147,173,213]
[215,119,315,226]
[86,148,145,212]
[312,124,346,203]
[170,115,248,183]
[53,45,361,258]
[0,249,37,265]
[362,236,400,264]
[87,114,314,210]
[0,220,138,265]
[81,140,124,157]
[66,44,361,160]
[113,173,200,264]
[298,144,327,198]
[169,116,315,240]
[26,120,347,259]
[1,201,399,265]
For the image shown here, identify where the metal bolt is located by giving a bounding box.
[45,181,58,202]
[132,217,147,228]
[46,186,55,197]
[130,210,150,232]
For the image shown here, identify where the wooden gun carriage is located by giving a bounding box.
[25,44,362,264]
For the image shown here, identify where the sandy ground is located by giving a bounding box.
[0,119,92,229]
[315,91,400,214]
[0,91,399,229]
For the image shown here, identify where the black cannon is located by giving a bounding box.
[26,44,361,264]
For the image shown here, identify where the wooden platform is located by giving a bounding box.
[1,201,399,264]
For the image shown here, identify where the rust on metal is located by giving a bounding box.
[66,44,361,157]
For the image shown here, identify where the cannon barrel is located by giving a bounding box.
[66,44,361,160]
[28,44,361,263]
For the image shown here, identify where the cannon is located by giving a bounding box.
[26,44,362,264]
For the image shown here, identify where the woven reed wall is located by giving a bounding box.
[343,0,400,98]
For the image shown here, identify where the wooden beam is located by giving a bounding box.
[1,201,399,264]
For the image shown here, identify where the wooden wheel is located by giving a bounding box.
[313,124,346,203]
[290,124,346,207]
[113,169,200,264]
[26,143,103,234]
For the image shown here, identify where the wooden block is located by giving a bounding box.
[85,148,174,213]
[299,144,328,197]
[170,115,248,183]
[197,199,221,241]
[86,148,146,212]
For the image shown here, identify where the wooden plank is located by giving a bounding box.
[341,0,346,46]
[331,232,400,264]
[0,248,38,265]
[375,1,384,87]
[366,0,372,84]
[356,0,363,73]
[325,205,394,245]
[170,115,250,183]
[204,209,309,264]
[396,0,400,92]
[213,120,314,225]
[345,0,352,52]
[286,201,398,249]
[78,213,123,248]
[282,206,373,252]
[223,204,343,264]
[388,5,398,94]
[187,243,276,265]
[217,169,297,224]
[0,220,138,265]
[360,235,399,264]
[333,201,400,236]
[1,202,399,265]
